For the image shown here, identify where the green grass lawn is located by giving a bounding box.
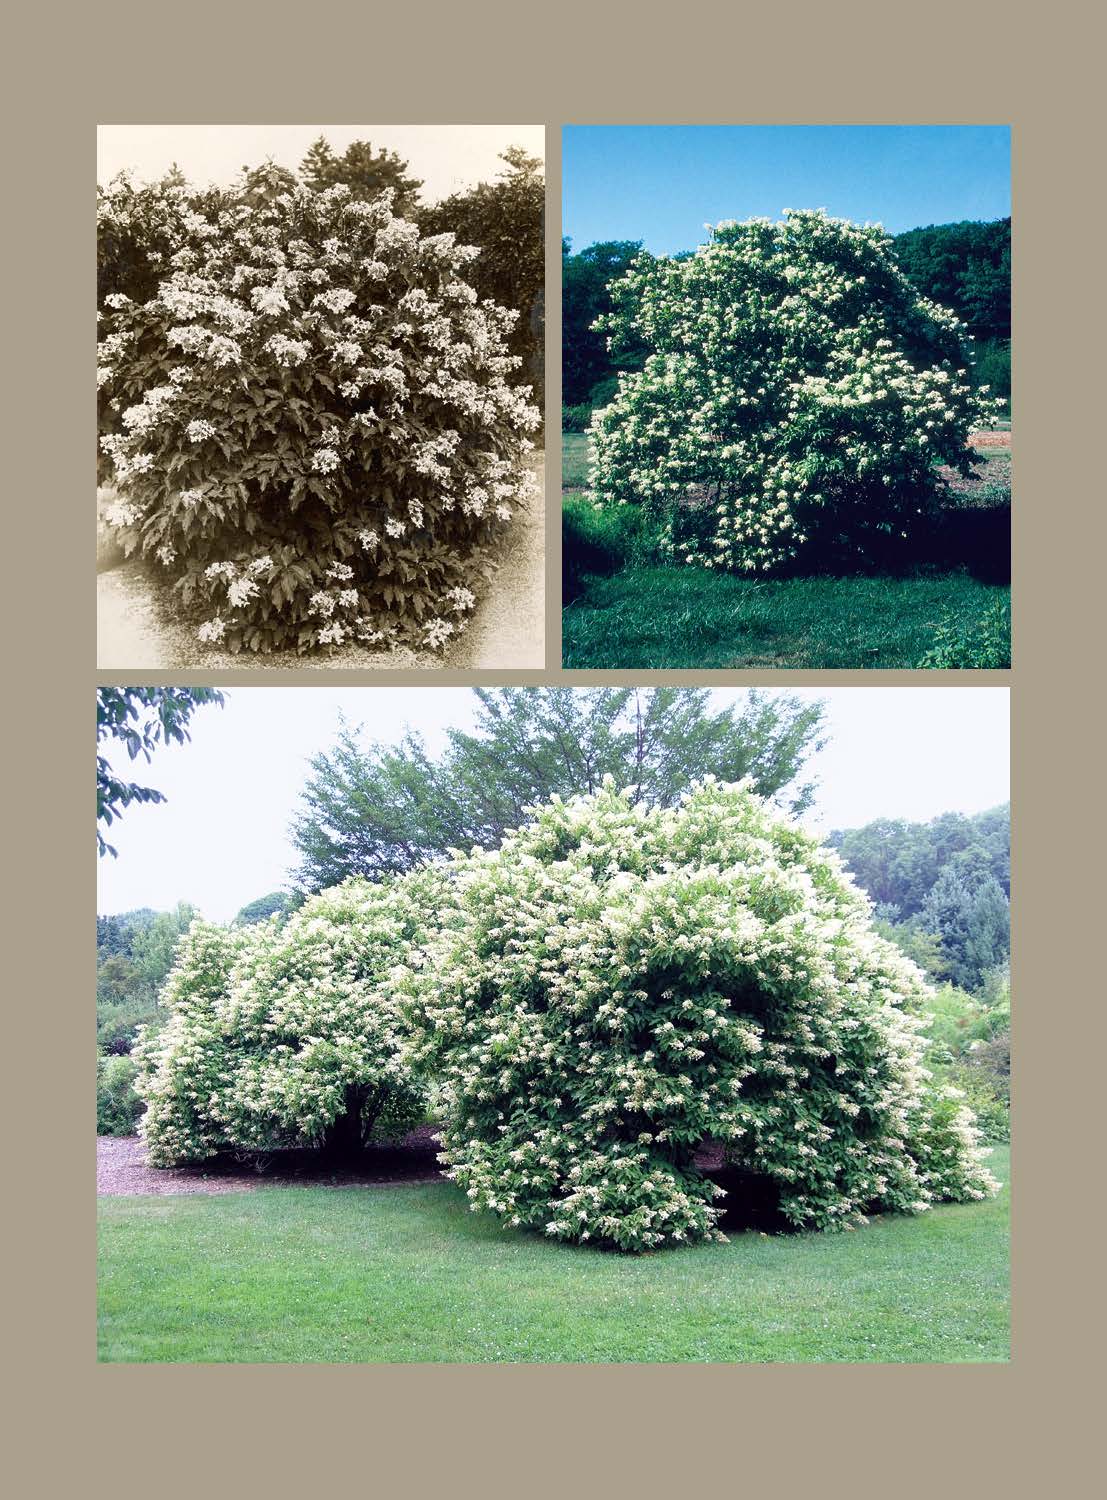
[563,567,1009,670]
[562,431,592,488]
[561,432,1010,670]
[98,1145,1008,1363]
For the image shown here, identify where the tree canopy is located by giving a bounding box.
[97,689,224,856]
[290,687,826,891]
[299,136,423,217]
[892,218,1010,341]
[418,149,545,400]
[562,238,651,407]
[829,805,1009,917]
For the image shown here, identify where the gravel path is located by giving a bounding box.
[97,1130,446,1196]
[97,453,545,671]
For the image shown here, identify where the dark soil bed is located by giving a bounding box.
[97,1126,445,1196]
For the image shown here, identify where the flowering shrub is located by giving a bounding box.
[589,209,998,573]
[407,778,997,1252]
[133,871,441,1165]
[97,172,540,653]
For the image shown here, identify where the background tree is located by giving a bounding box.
[96,901,201,1054]
[238,160,300,206]
[97,689,225,857]
[418,148,545,402]
[561,238,651,408]
[829,805,1009,919]
[233,891,304,926]
[291,688,826,891]
[921,867,1010,991]
[299,136,422,216]
[892,219,1010,340]
[892,218,1010,404]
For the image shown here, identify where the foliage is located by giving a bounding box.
[405,779,996,1253]
[917,598,1011,668]
[97,689,224,856]
[562,218,1010,417]
[97,174,540,655]
[563,565,1010,671]
[299,136,422,216]
[588,210,998,574]
[871,917,949,982]
[561,238,650,406]
[972,340,1010,406]
[233,891,303,926]
[921,869,1010,992]
[562,402,594,433]
[97,903,201,1055]
[97,908,158,958]
[562,493,662,599]
[914,967,1010,1141]
[418,149,545,403]
[98,1147,1010,1363]
[133,873,440,1166]
[830,804,1009,921]
[892,219,1010,341]
[97,1054,144,1136]
[291,687,827,891]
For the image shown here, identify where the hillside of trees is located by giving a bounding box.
[830,803,1010,993]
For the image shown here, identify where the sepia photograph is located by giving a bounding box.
[96,125,546,669]
[97,685,1009,1363]
[561,125,1011,670]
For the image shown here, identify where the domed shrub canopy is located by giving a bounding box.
[589,209,997,573]
[409,779,997,1251]
[135,872,441,1165]
[97,175,541,654]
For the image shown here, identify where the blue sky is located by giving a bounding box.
[563,126,1010,254]
[97,687,1009,923]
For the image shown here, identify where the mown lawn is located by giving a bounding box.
[560,433,1011,670]
[98,1146,1008,1363]
[563,566,1010,670]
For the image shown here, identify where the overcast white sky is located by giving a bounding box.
[97,687,1009,923]
[97,125,545,203]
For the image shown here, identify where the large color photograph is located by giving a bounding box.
[97,686,1010,1363]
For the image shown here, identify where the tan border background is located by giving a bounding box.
[8,0,1104,1492]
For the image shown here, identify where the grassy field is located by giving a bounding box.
[561,433,1011,671]
[98,1145,1008,1363]
[564,567,1009,670]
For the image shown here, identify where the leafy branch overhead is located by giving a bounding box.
[96,688,224,856]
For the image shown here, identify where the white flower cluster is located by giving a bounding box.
[589,209,999,572]
[134,872,444,1167]
[406,777,998,1251]
[96,178,541,655]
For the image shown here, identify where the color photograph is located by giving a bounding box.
[97,685,1010,1363]
[562,125,1011,670]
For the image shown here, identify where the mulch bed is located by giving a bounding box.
[97,1126,446,1196]
[99,1130,737,1198]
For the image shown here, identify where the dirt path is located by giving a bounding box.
[97,454,545,672]
[97,1131,446,1196]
